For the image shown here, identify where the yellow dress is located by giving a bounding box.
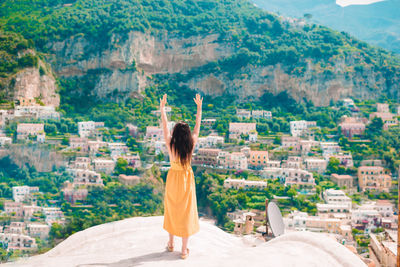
[163,161,200,237]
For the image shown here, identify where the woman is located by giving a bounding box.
[160,93,202,259]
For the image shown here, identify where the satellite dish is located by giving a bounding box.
[267,202,285,237]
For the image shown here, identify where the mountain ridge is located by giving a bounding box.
[0,0,399,108]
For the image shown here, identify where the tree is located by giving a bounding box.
[327,157,340,174]
[115,158,129,175]
[367,117,384,136]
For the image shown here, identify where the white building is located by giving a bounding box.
[108,142,129,157]
[229,123,256,140]
[374,200,394,218]
[317,189,352,215]
[93,159,115,175]
[223,178,267,190]
[305,158,327,174]
[217,151,248,170]
[290,121,316,137]
[249,132,258,142]
[351,202,384,227]
[78,121,96,138]
[14,105,60,120]
[28,224,50,239]
[74,169,104,186]
[154,140,168,155]
[16,123,44,140]
[320,142,342,158]
[236,109,251,119]
[0,136,12,147]
[12,186,39,203]
[42,207,65,225]
[196,135,224,149]
[0,233,37,252]
[145,126,163,142]
[323,189,352,208]
[342,98,355,108]
[251,110,272,120]
[260,167,315,186]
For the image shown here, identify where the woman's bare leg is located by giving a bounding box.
[182,237,189,254]
[168,233,174,247]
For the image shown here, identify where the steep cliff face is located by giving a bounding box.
[45,29,399,106]
[13,64,60,107]
[47,31,234,100]
[184,59,393,106]
[4,144,65,172]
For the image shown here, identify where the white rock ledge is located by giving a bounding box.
[4,216,366,267]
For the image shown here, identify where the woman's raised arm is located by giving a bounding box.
[159,94,171,145]
[192,93,203,144]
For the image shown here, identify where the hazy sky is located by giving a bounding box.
[336,0,386,7]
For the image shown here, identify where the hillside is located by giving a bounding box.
[252,0,400,54]
[0,0,399,107]
[6,216,366,267]
[0,30,59,106]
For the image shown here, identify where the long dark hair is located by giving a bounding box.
[170,122,194,166]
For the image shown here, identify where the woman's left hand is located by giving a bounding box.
[160,94,167,109]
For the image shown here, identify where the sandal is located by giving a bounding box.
[181,248,189,259]
[166,242,174,252]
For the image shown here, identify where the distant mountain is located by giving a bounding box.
[252,0,400,54]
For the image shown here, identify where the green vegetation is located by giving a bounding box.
[0,30,38,100]
[195,172,318,229]
[0,156,69,199]
[0,0,399,110]
[53,180,163,243]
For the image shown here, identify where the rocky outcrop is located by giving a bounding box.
[45,30,399,106]
[13,65,60,107]
[184,58,397,106]
[47,31,234,100]
[4,144,66,172]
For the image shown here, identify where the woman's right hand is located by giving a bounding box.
[160,94,167,109]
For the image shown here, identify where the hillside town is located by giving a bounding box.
[0,96,399,266]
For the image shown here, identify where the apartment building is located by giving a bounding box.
[358,166,391,192]
[305,158,327,174]
[16,123,44,140]
[217,151,248,170]
[281,136,301,151]
[69,137,89,152]
[248,150,269,169]
[28,224,50,239]
[282,156,303,169]
[236,109,251,119]
[12,186,39,203]
[62,186,88,204]
[229,123,256,140]
[251,110,272,120]
[290,120,316,137]
[331,174,354,188]
[339,116,366,138]
[196,135,224,149]
[74,169,104,186]
[0,233,37,252]
[145,126,163,142]
[192,148,221,167]
[93,159,115,175]
[223,178,267,190]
